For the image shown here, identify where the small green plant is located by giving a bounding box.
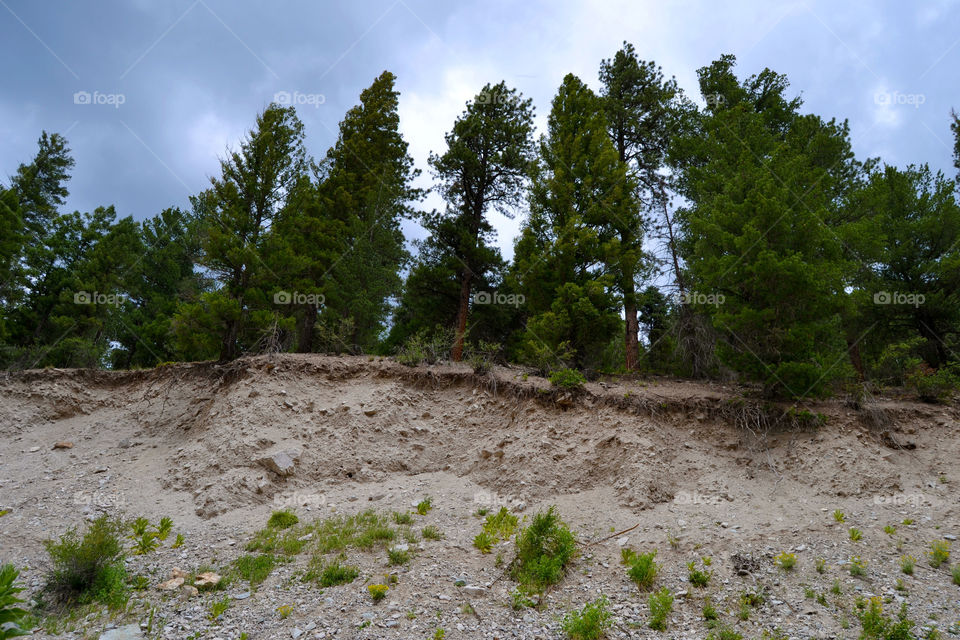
[928,540,951,568]
[549,368,586,389]
[621,548,659,591]
[849,556,867,577]
[484,507,519,539]
[831,579,842,595]
[388,547,410,566]
[833,510,846,523]
[707,626,743,640]
[647,587,673,631]
[232,554,277,587]
[951,565,960,585]
[703,597,718,621]
[667,531,679,549]
[208,596,230,621]
[393,511,413,525]
[815,557,826,573]
[509,587,535,610]
[422,526,443,540]
[416,497,433,515]
[804,585,816,599]
[884,525,897,536]
[276,604,293,619]
[432,629,446,640]
[561,595,612,640]
[474,507,490,517]
[44,514,127,608]
[902,518,914,525]
[267,510,299,530]
[367,584,388,602]
[510,506,577,593]
[0,564,29,639]
[129,574,150,591]
[172,533,185,548]
[303,555,359,588]
[900,555,916,575]
[473,530,495,554]
[775,552,797,570]
[129,517,150,537]
[687,558,713,587]
[133,530,160,555]
[155,517,174,541]
[895,578,906,591]
[849,527,863,542]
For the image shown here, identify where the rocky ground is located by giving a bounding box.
[0,355,958,639]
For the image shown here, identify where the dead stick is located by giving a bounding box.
[581,522,640,547]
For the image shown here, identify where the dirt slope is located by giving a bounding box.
[0,355,958,639]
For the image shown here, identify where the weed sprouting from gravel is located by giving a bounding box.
[422,526,443,540]
[621,548,659,591]
[561,595,611,640]
[267,510,299,530]
[303,555,359,588]
[927,540,950,568]
[43,515,127,609]
[647,587,673,631]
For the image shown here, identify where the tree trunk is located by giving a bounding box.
[296,303,317,353]
[622,266,640,370]
[451,271,472,362]
[846,335,865,381]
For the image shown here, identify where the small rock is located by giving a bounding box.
[28,446,40,453]
[157,577,184,591]
[616,536,629,546]
[462,585,486,596]
[169,567,188,579]
[99,624,144,640]
[52,441,73,450]
[258,450,300,476]
[231,591,252,600]
[944,534,957,541]
[363,409,377,417]
[194,572,221,589]
[179,585,199,599]
[291,628,303,639]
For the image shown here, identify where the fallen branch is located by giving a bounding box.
[581,522,640,547]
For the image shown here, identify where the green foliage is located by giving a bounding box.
[687,558,713,587]
[155,517,173,541]
[849,556,867,577]
[510,507,577,593]
[775,552,797,570]
[834,510,846,523]
[473,530,495,554]
[900,554,915,575]
[129,517,150,537]
[549,368,587,389]
[304,556,359,588]
[647,587,673,631]
[132,530,160,555]
[907,364,959,404]
[43,515,127,608]
[849,528,863,542]
[208,596,230,621]
[387,548,410,566]
[857,597,916,640]
[231,554,277,587]
[367,584,389,602]
[707,626,743,640]
[267,510,299,530]
[393,511,413,525]
[927,540,951,568]
[416,497,433,515]
[0,564,29,639]
[561,595,612,640]
[621,548,659,591]
[421,526,443,541]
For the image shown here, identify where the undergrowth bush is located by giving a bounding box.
[267,510,299,530]
[509,506,577,593]
[43,515,127,609]
[620,548,658,591]
[548,368,586,390]
[0,564,28,639]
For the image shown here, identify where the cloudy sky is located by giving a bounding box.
[2,0,958,259]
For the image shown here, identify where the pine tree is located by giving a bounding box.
[673,55,861,397]
[317,71,422,351]
[427,81,535,360]
[599,43,678,369]
[195,104,307,361]
[512,74,628,372]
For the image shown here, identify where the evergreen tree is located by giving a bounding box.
[512,74,628,372]
[427,81,535,360]
[0,188,24,341]
[194,104,307,361]
[317,71,422,351]
[673,55,861,397]
[599,43,678,369]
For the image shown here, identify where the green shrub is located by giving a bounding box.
[849,527,863,542]
[133,530,160,555]
[465,341,500,375]
[155,517,173,541]
[208,595,230,621]
[44,515,127,608]
[473,530,495,554]
[707,626,743,640]
[387,548,410,566]
[393,512,413,525]
[510,506,577,593]
[647,587,673,631]
[129,517,150,537]
[549,368,586,389]
[900,555,915,575]
[621,548,659,591]
[0,564,28,639]
[267,510,299,530]
[907,364,959,403]
[561,595,612,640]
[416,497,433,515]
[951,565,960,586]
[367,584,389,602]
[421,526,443,540]
[774,551,796,570]
[687,558,713,587]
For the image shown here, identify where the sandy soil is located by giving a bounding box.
[0,355,958,639]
